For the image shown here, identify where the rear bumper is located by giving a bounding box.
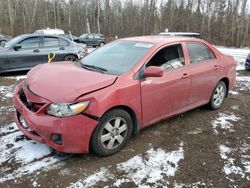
[13,83,98,153]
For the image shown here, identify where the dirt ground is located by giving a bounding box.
[0,70,249,188]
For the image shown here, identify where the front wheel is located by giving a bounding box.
[91,109,133,156]
[0,40,7,46]
[209,81,227,110]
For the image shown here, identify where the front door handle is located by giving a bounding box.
[33,49,40,53]
[59,47,65,50]
[181,73,189,79]
[214,65,219,70]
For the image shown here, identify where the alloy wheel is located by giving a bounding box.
[213,84,225,106]
[100,117,128,150]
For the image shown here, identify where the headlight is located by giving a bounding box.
[46,101,90,117]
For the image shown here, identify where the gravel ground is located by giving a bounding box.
[0,48,249,188]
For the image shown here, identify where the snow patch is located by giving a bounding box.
[69,168,109,188]
[236,76,250,91]
[0,123,68,183]
[219,144,250,181]
[0,85,15,99]
[216,46,248,70]
[69,143,184,187]
[116,145,184,186]
[230,105,239,110]
[229,90,239,95]
[0,122,19,135]
[5,75,27,81]
[212,113,240,134]
[174,181,208,188]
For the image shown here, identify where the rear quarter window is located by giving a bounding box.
[186,43,216,64]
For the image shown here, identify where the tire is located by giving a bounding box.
[91,109,133,156]
[99,42,105,47]
[64,55,78,62]
[209,81,227,110]
[0,40,7,46]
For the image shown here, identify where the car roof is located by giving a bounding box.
[120,35,205,46]
[159,32,200,35]
[16,34,73,42]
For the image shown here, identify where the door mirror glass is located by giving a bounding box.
[144,66,163,77]
[13,44,22,51]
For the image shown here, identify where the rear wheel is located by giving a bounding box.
[91,109,133,156]
[209,81,227,110]
[64,55,78,62]
[99,42,105,47]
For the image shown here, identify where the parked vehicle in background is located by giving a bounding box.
[0,34,87,73]
[34,28,65,35]
[79,33,105,47]
[245,53,250,70]
[0,34,12,46]
[159,32,201,38]
[13,36,236,156]
[60,34,79,43]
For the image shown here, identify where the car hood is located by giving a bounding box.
[26,62,117,102]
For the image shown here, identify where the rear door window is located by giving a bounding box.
[59,38,70,46]
[94,34,101,39]
[186,43,216,64]
[86,34,94,39]
[43,37,59,47]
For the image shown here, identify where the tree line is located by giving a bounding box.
[0,0,249,47]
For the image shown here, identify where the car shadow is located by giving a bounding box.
[0,70,28,77]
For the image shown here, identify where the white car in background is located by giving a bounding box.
[34,28,65,35]
[159,32,201,38]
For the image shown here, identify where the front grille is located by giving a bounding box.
[19,89,44,112]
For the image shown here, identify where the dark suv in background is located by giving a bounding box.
[0,34,87,73]
[79,33,105,47]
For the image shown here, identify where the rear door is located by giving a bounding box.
[93,34,102,46]
[140,43,191,126]
[85,34,95,46]
[184,42,220,107]
[41,36,70,63]
[7,36,42,70]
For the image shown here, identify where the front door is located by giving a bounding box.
[140,43,191,126]
[7,36,42,70]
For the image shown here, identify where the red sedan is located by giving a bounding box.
[13,36,236,156]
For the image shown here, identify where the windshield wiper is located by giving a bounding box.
[82,64,108,73]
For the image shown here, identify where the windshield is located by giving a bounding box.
[81,40,153,75]
[4,36,22,48]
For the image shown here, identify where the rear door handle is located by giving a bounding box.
[33,49,40,53]
[214,65,219,70]
[181,73,189,79]
[59,47,65,50]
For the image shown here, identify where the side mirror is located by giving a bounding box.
[144,66,163,77]
[13,44,22,51]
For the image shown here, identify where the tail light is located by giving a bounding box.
[84,47,88,56]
